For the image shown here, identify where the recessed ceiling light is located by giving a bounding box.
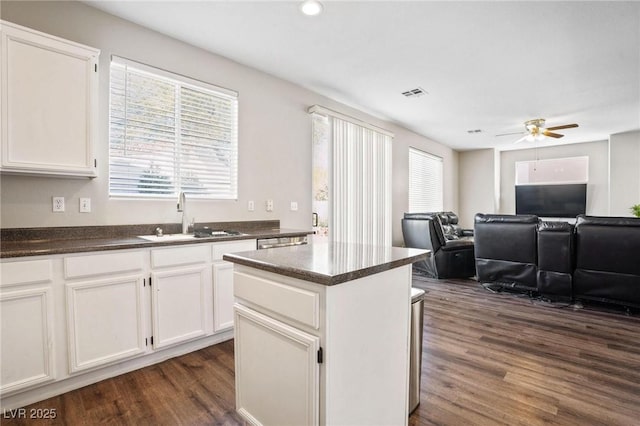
[300,0,324,16]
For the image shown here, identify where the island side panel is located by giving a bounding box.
[323,265,412,426]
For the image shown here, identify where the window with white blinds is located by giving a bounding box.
[109,57,238,199]
[408,148,443,212]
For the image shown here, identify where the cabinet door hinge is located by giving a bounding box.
[145,337,148,346]
[94,159,97,167]
[317,347,323,364]
[94,63,98,72]
[143,278,146,287]
[149,276,152,287]
[151,336,154,345]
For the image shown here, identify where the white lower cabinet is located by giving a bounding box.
[0,237,260,410]
[212,261,235,332]
[0,286,55,393]
[212,240,257,333]
[232,264,412,426]
[66,275,146,373]
[151,265,209,348]
[0,258,55,395]
[234,304,319,426]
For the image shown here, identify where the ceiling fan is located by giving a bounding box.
[497,118,579,143]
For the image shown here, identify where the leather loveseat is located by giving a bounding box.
[474,213,640,309]
[402,213,475,279]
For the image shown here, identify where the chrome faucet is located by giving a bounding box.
[177,192,189,234]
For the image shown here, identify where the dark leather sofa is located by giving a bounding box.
[474,213,640,309]
[573,215,640,307]
[402,213,475,279]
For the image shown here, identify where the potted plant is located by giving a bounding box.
[631,204,640,218]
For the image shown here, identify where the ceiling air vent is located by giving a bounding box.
[401,87,427,98]
[467,129,482,134]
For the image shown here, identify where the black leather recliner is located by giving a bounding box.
[402,213,475,279]
[573,215,640,308]
[406,211,473,240]
[474,214,539,292]
[444,212,474,238]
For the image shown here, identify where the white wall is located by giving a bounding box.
[0,1,457,246]
[499,141,609,216]
[609,130,640,216]
[458,148,498,228]
[393,136,458,245]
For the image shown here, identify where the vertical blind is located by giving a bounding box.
[332,116,392,247]
[109,57,238,199]
[408,148,443,212]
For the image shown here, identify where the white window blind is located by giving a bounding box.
[308,105,393,247]
[332,116,392,247]
[409,148,443,212]
[109,57,238,199]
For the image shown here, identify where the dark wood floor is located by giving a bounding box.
[5,276,640,425]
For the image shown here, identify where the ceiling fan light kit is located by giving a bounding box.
[513,118,579,144]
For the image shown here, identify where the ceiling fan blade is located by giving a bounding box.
[513,135,529,144]
[496,131,525,137]
[545,123,579,131]
[543,130,564,138]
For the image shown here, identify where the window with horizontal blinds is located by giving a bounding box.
[408,148,443,212]
[109,57,238,199]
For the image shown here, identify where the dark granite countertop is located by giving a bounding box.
[223,242,429,286]
[0,221,312,258]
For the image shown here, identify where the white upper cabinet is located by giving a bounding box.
[0,21,99,177]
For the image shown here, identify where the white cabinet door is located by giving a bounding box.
[211,239,256,334]
[0,20,99,177]
[66,275,146,373]
[234,304,320,426]
[152,265,209,349]
[1,287,55,394]
[212,261,234,333]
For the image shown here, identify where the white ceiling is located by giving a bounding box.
[87,1,640,151]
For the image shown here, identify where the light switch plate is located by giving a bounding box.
[290,201,298,211]
[52,197,65,212]
[80,198,91,213]
[248,200,255,211]
[266,199,274,212]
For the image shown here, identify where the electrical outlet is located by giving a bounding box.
[248,200,255,211]
[80,198,91,213]
[266,199,274,212]
[52,197,65,212]
[290,201,298,211]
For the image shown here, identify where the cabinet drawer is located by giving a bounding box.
[151,245,210,268]
[212,240,256,261]
[1,259,52,288]
[65,251,144,279]
[234,271,319,329]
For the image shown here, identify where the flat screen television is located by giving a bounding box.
[515,184,587,217]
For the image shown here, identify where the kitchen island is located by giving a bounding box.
[223,242,429,426]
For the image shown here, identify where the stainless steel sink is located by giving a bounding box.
[138,230,246,242]
[138,234,197,242]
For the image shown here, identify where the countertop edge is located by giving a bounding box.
[223,250,429,286]
[0,229,313,259]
